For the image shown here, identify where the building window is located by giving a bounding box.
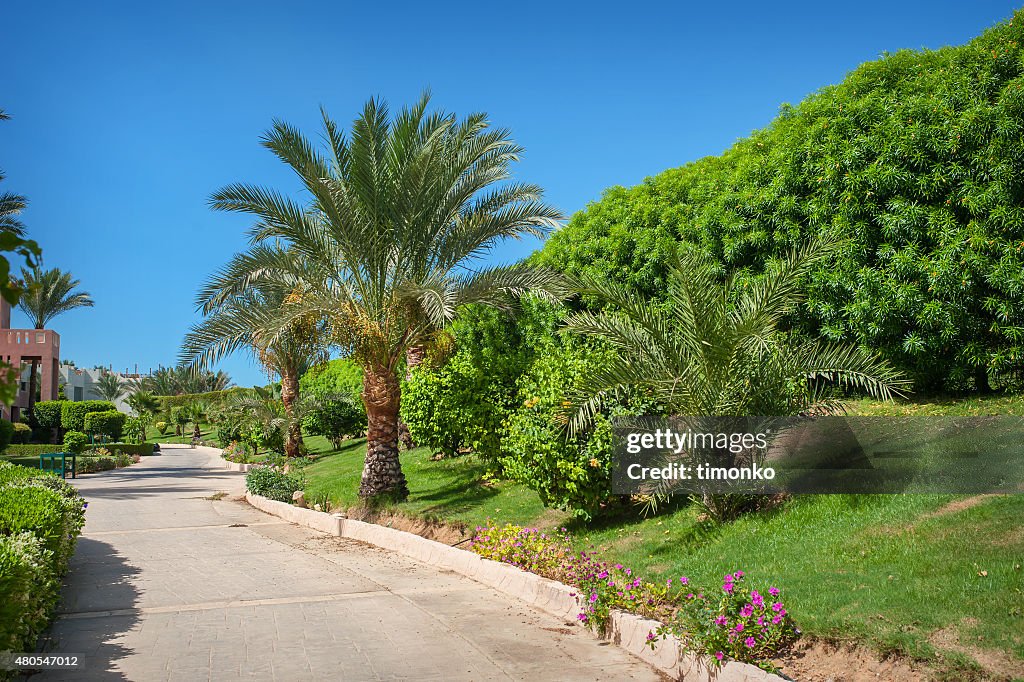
[73,386,84,401]
[36,333,45,344]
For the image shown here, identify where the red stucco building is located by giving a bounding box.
[0,299,60,421]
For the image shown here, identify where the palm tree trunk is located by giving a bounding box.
[359,363,408,500]
[398,345,425,450]
[280,370,302,458]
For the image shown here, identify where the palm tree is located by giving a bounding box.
[17,265,94,416]
[181,248,328,456]
[126,388,160,417]
[94,371,126,402]
[136,366,233,395]
[0,109,27,237]
[562,239,910,521]
[207,94,564,499]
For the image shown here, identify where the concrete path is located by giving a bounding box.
[38,445,663,681]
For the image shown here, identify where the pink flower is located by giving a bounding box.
[589,593,598,603]
[734,571,745,579]
[714,616,728,626]
[680,576,689,585]
[772,602,784,612]
[771,614,782,625]
[734,622,744,633]
[723,582,734,593]
[723,573,734,583]
[715,651,724,661]
[768,586,780,597]
[744,636,756,648]
[646,632,655,642]
[739,604,754,618]
[750,590,764,607]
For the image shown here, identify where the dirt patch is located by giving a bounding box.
[344,507,469,545]
[776,639,927,682]
[929,622,1021,681]
[920,495,1001,520]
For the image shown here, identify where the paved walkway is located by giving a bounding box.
[39,446,662,681]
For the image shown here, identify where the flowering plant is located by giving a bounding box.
[470,523,797,670]
[651,571,798,671]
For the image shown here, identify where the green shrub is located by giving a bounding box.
[123,416,145,444]
[83,410,126,441]
[155,421,169,435]
[0,418,13,453]
[60,400,116,431]
[498,340,653,519]
[245,466,305,503]
[31,400,64,430]
[3,442,153,458]
[216,419,243,446]
[11,421,32,444]
[399,302,560,461]
[0,531,56,653]
[300,359,364,407]
[302,397,363,449]
[0,484,85,573]
[62,431,88,455]
[76,457,117,474]
[538,12,1024,392]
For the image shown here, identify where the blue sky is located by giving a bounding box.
[3,0,1020,388]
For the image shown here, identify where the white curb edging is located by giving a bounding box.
[244,492,786,682]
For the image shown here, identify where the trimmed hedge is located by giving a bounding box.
[32,400,65,430]
[0,462,86,653]
[0,419,13,453]
[83,410,126,441]
[12,422,32,444]
[60,401,117,431]
[2,442,155,458]
[158,388,245,413]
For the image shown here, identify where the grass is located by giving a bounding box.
[295,392,1024,677]
[144,424,218,444]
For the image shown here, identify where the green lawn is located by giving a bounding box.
[144,425,219,444]
[296,393,1024,678]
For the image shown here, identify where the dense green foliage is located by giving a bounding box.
[60,400,116,432]
[245,466,305,503]
[62,431,88,454]
[157,388,244,413]
[0,462,85,653]
[400,302,560,460]
[32,400,64,430]
[300,359,363,402]
[83,410,126,441]
[538,12,1024,391]
[0,419,13,453]
[301,397,363,449]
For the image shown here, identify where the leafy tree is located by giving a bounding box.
[93,371,126,402]
[205,94,563,499]
[539,12,1024,392]
[181,251,328,457]
[301,394,364,449]
[16,266,93,415]
[562,241,908,521]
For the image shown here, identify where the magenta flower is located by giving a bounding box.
[714,616,728,626]
[772,602,784,612]
[723,573,734,583]
[739,604,754,618]
[589,593,598,603]
[714,652,724,661]
[768,586,780,597]
[744,636,756,648]
[646,632,655,642]
[723,582,734,593]
[771,614,782,625]
[734,622,744,633]
[750,590,764,607]
[680,576,689,585]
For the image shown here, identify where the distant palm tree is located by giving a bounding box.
[206,94,564,499]
[17,265,94,415]
[94,371,126,402]
[126,389,160,417]
[0,109,27,237]
[563,239,910,521]
[136,366,233,395]
[181,248,328,456]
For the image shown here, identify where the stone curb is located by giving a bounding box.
[244,492,787,682]
[218,457,258,472]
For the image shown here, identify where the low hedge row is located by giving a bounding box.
[0,462,86,653]
[2,442,155,457]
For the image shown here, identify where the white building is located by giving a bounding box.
[53,365,134,413]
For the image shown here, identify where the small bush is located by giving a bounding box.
[77,457,116,474]
[155,421,169,435]
[216,419,243,447]
[11,421,31,444]
[245,466,305,503]
[222,441,249,463]
[60,401,116,432]
[302,397,364,449]
[63,431,89,454]
[83,410,126,442]
[0,484,85,573]
[123,416,146,444]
